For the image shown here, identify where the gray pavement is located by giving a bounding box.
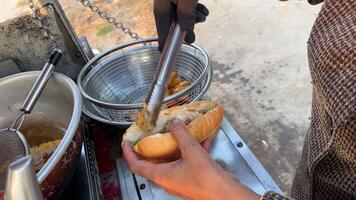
[195,0,322,194]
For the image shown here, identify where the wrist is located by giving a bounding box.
[217,172,260,200]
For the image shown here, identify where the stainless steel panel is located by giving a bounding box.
[220,118,281,193]
[117,158,140,200]
[82,122,104,200]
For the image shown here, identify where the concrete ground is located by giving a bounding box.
[0,0,28,22]
[195,0,322,194]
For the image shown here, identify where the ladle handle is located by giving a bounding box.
[21,49,63,113]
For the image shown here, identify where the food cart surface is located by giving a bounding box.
[59,117,281,200]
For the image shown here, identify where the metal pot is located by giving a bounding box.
[0,72,82,199]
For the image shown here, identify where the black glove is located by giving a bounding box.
[154,0,209,51]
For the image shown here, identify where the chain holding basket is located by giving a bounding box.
[28,0,142,50]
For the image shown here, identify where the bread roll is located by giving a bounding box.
[123,101,224,163]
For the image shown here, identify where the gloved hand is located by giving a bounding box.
[154,0,209,51]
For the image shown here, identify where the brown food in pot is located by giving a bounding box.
[20,115,65,173]
[30,139,62,172]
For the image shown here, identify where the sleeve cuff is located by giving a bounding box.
[308,0,324,5]
[261,191,290,200]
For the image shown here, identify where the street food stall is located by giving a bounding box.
[0,0,281,199]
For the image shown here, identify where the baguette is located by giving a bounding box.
[123,101,224,163]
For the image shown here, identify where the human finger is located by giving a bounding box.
[170,120,201,157]
[201,137,213,152]
[122,141,159,179]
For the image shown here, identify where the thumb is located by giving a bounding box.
[170,120,200,158]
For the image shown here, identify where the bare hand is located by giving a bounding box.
[123,120,260,200]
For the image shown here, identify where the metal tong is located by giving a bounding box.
[144,21,186,128]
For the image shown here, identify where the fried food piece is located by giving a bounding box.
[30,139,61,172]
[172,86,188,94]
[168,77,182,89]
[166,72,190,96]
[167,71,177,85]
[136,103,155,131]
[177,81,189,88]
[165,85,171,96]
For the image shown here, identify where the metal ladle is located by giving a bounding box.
[5,155,43,200]
[0,48,63,190]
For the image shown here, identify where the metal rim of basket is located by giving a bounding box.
[81,67,213,126]
[77,38,212,125]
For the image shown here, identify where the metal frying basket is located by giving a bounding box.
[77,38,212,126]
